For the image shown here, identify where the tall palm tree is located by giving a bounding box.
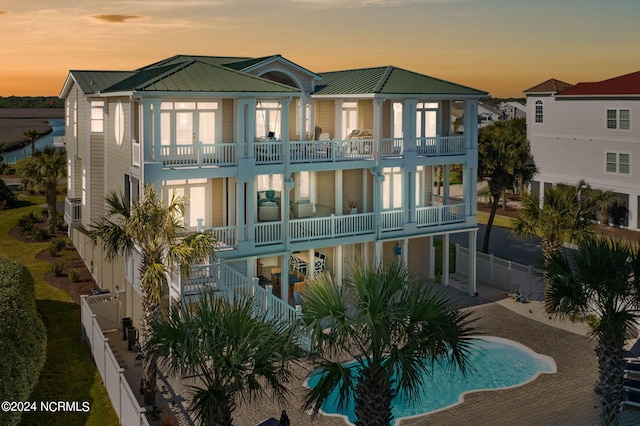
[146,292,301,426]
[301,260,476,426]
[478,118,537,253]
[89,183,217,405]
[512,183,594,263]
[544,237,640,426]
[16,146,66,233]
[23,129,42,156]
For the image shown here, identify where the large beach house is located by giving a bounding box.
[524,71,640,230]
[61,54,486,324]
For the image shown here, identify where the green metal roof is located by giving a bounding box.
[138,55,251,70]
[314,66,487,97]
[69,70,135,94]
[103,60,299,93]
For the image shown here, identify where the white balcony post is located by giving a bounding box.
[373,98,384,162]
[443,164,450,204]
[442,234,450,285]
[468,229,477,296]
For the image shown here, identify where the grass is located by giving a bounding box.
[476,210,515,228]
[0,194,118,426]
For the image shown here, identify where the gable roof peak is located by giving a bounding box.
[523,78,574,95]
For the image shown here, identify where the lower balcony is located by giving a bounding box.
[206,201,467,249]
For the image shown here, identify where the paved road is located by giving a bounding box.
[448,223,544,267]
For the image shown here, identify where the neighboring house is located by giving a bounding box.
[60,54,486,325]
[499,101,526,120]
[524,72,640,230]
[451,101,505,133]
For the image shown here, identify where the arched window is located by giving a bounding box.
[535,100,543,123]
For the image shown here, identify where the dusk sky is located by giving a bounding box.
[1,0,638,98]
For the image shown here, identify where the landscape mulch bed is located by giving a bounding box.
[10,224,99,304]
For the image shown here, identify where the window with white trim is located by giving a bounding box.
[256,101,281,140]
[256,174,283,191]
[341,102,358,139]
[91,100,104,133]
[535,100,543,123]
[606,109,631,130]
[606,152,630,174]
[382,167,403,209]
[73,101,77,138]
[160,101,219,146]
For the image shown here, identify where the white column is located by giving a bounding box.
[401,238,409,267]
[374,241,383,266]
[373,98,384,162]
[428,236,435,278]
[335,245,343,284]
[307,248,315,279]
[442,234,450,285]
[282,253,290,301]
[629,193,639,230]
[335,169,343,214]
[468,229,477,296]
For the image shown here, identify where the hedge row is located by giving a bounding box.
[0,258,47,426]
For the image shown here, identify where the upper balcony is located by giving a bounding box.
[155,135,465,170]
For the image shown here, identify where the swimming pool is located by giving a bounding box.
[304,336,556,425]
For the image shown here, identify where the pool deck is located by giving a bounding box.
[118,274,640,426]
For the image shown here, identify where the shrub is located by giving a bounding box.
[0,258,47,426]
[51,259,65,277]
[17,214,35,233]
[48,238,66,257]
[29,227,50,242]
[68,268,81,283]
[0,178,17,210]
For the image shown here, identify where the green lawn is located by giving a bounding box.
[0,195,118,426]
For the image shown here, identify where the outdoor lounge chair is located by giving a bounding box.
[623,379,640,408]
[625,338,640,360]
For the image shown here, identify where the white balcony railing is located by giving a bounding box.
[381,138,403,157]
[208,225,238,249]
[289,213,375,242]
[381,209,403,231]
[255,222,283,246]
[416,203,465,227]
[64,197,82,227]
[416,136,465,156]
[160,143,236,167]
[255,141,282,164]
[290,139,374,163]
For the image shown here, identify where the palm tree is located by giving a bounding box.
[512,183,594,263]
[16,146,66,233]
[146,292,301,426]
[23,129,42,156]
[544,237,640,426]
[301,260,477,426]
[478,118,537,253]
[89,183,217,405]
[589,188,619,226]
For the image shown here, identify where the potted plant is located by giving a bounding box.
[348,200,358,214]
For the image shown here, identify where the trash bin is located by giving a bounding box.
[127,326,137,351]
[122,317,132,340]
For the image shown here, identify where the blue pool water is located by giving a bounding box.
[304,336,556,425]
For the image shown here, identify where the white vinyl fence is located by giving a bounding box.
[81,294,150,426]
[455,244,545,301]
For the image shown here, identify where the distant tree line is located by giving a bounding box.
[0,96,64,109]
